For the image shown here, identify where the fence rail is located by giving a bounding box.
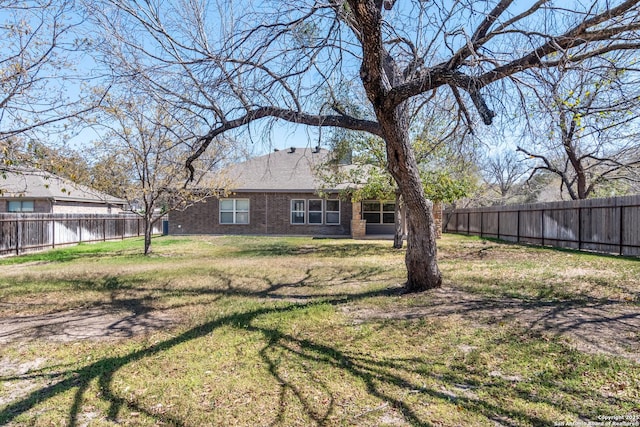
[0,213,163,256]
[444,194,640,257]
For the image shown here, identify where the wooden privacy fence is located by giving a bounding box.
[0,213,163,256]
[444,194,640,257]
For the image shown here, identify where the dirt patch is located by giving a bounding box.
[1,285,638,364]
[344,286,640,363]
[0,306,177,343]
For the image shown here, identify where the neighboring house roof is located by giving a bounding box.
[225,147,337,192]
[0,168,126,205]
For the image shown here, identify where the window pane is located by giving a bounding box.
[220,199,234,210]
[292,211,305,224]
[308,212,322,224]
[326,200,339,211]
[220,212,234,224]
[8,201,21,212]
[292,200,305,211]
[363,212,380,223]
[22,201,34,212]
[362,201,379,212]
[236,212,249,224]
[308,200,322,211]
[383,212,395,224]
[236,199,249,211]
[383,203,395,212]
[326,212,340,224]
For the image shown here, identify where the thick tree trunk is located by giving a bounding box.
[349,0,441,291]
[404,197,442,292]
[379,108,442,292]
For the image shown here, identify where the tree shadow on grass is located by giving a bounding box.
[353,285,640,363]
[0,302,540,426]
[2,283,635,426]
[235,241,401,258]
[1,259,638,426]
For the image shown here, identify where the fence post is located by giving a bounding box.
[619,205,624,256]
[15,218,19,256]
[541,209,545,247]
[480,211,484,237]
[578,207,582,250]
[497,211,500,240]
[517,209,520,243]
[42,218,46,251]
[103,218,107,242]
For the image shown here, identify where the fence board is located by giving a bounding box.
[444,195,640,257]
[0,214,163,256]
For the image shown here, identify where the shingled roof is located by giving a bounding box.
[225,147,332,192]
[0,168,126,205]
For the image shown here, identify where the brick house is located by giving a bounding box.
[0,168,127,214]
[169,147,442,238]
[170,147,356,237]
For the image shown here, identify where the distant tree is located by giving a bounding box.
[93,93,235,255]
[24,141,92,183]
[517,62,640,200]
[87,154,130,199]
[481,150,529,205]
[0,1,104,146]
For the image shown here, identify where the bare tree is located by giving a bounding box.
[93,92,236,255]
[89,0,640,291]
[482,150,529,205]
[516,59,640,199]
[0,0,104,148]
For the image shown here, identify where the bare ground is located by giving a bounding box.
[0,286,638,363]
[0,306,176,343]
[344,286,640,363]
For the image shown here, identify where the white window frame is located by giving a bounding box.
[219,198,250,224]
[291,199,306,224]
[308,199,323,224]
[325,199,340,225]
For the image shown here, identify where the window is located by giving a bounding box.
[382,202,396,224]
[291,199,305,224]
[362,201,395,224]
[325,200,340,225]
[308,200,323,224]
[291,199,340,225]
[219,199,249,224]
[8,200,34,212]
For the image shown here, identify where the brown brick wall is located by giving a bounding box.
[169,192,352,236]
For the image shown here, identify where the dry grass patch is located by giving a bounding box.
[0,234,638,426]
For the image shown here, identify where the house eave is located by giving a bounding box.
[224,188,345,194]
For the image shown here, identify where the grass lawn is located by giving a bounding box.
[0,234,638,426]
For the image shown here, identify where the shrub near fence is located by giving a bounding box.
[444,194,640,257]
[0,213,163,256]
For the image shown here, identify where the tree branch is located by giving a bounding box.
[185,107,381,181]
